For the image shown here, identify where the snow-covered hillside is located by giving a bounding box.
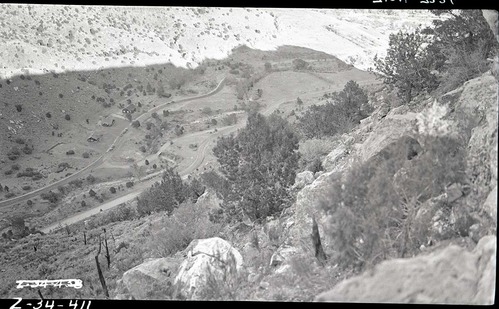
[0,5,439,78]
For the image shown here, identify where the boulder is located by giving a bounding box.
[321,135,355,173]
[322,143,349,173]
[293,171,314,190]
[288,171,338,253]
[269,246,299,268]
[173,237,244,300]
[357,111,418,163]
[121,257,182,300]
[482,186,497,225]
[457,74,498,194]
[473,235,497,304]
[195,188,222,211]
[315,236,496,305]
[445,183,464,204]
[490,134,498,186]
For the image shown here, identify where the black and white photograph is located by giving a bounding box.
[0,2,497,305]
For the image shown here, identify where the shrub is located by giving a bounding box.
[110,187,117,194]
[221,113,238,126]
[92,204,136,228]
[168,71,191,90]
[68,179,83,188]
[22,185,31,191]
[5,192,15,198]
[298,138,336,170]
[292,58,309,70]
[17,167,43,179]
[132,120,140,128]
[145,159,149,166]
[137,167,186,216]
[89,189,96,197]
[424,10,497,93]
[45,112,51,118]
[65,114,71,121]
[320,134,467,271]
[82,152,90,158]
[4,170,13,175]
[22,145,33,155]
[174,125,184,136]
[306,157,324,174]
[202,107,213,115]
[11,164,20,171]
[147,201,222,257]
[139,145,146,153]
[15,104,22,112]
[27,199,33,206]
[66,150,75,155]
[81,200,86,207]
[86,174,96,184]
[264,62,272,71]
[57,185,66,195]
[299,81,371,138]
[7,147,21,161]
[57,162,70,172]
[40,191,60,203]
[125,181,134,188]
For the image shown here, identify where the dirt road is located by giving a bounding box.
[0,77,226,210]
[40,71,376,233]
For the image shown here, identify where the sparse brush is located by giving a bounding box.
[147,202,222,258]
[190,249,250,301]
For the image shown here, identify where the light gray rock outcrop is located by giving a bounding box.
[293,171,315,190]
[173,237,244,300]
[316,235,496,304]
[120,257,182,300]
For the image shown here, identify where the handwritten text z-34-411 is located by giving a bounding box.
[10,298,91,309]
[373,0,454,4]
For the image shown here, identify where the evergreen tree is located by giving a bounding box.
[136,166,185,216]
[424,10,497,91]
[213,112,299,223]
[374,27,439,103]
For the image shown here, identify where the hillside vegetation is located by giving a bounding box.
[0,4,437,79]
[0,8,496,304]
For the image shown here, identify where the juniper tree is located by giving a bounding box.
[374,27,439,103]
[213,112,299,223]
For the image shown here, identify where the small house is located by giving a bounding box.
[102,119,115,127]
[87,132,102,142]
[122,103,136,114]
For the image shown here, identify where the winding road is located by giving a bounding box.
[0,77,226,210]
[34,69,374,234]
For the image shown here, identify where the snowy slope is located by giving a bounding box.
[0,5,440,79]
